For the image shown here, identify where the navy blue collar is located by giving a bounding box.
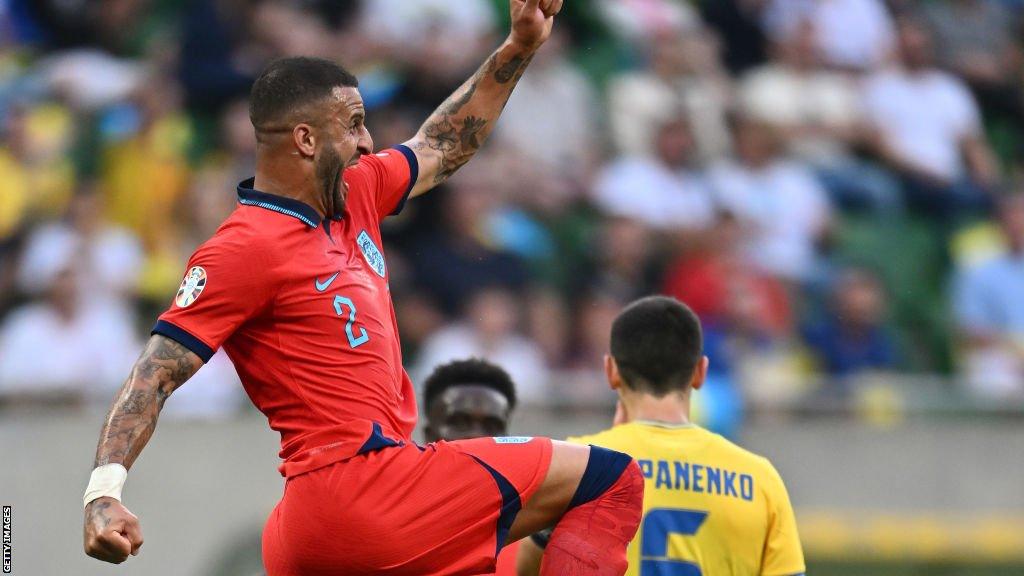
[236,178,323,228]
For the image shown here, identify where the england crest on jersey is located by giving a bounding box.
[357,230,386,277]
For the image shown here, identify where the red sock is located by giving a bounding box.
[539,460,644,576]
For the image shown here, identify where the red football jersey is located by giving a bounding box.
[155,146,419,477]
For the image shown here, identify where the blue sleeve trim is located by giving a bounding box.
[152,320,215,363]
[389,144,419,216]
[568,445,633,510]
[470,455,523,559]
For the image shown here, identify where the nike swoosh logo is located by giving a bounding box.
[315,271,340,292]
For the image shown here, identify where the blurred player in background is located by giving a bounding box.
[422,358,520,576]
[422,358,518,444]
[81,1,646,574]
[518,296,806,576]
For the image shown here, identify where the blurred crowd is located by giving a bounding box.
[2,0,1024,431]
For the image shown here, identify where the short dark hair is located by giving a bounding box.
[423,359,517,411]
[610,296,702,397]
[249,56,359,130]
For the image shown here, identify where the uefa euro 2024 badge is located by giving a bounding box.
[175,266,207,308]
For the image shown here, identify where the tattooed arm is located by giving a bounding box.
[84,335,202,564]
[404,0,562,196]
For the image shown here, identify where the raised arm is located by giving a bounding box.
[404,0,562,196]
[83,334,202,564]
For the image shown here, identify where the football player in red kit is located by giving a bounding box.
[82,1,643,575]
[421,358,522,576]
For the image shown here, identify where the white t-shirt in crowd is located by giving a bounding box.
[0,301,139,397]
[738,64,862,163]
[765,0,895,70]
[498,59,598,171]
[863,69,982,181]
[360,0,495,53]
[708,159,831,281]
[593,156,716,231]
[412,324,549,403]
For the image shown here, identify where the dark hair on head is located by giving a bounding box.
[423,358,517,412]
[610,296,703,397]
[249,56,359,130]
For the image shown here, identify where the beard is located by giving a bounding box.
[315,145,346,219]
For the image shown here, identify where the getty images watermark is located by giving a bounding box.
[2,505,10,573]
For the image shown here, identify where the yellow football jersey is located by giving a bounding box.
[569,422,805,576]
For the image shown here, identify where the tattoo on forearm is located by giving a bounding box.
[423,118,458,153]
[414,47,534,184]
[440,54,495,116]
[494,55,528,84]
[93,337,197,468]
[459,116,487,150]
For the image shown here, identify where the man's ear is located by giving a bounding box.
[690,356,709,391]
[605,355,621,390]
[293,123,316,158]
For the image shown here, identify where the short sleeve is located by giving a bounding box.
[761,462,806,576]
[343,144,419,221]
[152,235,277,362]
[944,77,982,138]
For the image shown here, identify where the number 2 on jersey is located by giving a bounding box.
[333,295,369,348]
[640,508,709,576]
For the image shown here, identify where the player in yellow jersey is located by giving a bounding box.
[518,296,805,576]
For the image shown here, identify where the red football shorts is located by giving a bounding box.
[262,435,553,575]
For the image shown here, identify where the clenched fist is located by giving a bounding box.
[84,497,144,563]
[509,0,563,51]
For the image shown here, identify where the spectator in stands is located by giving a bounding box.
[17,188,142,314]
[953,193,1024,399]
[608,24,732,163]
[763,0,895,72]
[0,102,77,230]
[699,0,769,74]
[411,175,528,315]
[923,0,1024,132]
[100,75,192,250]
[0,231,138,406]
[413,286,549,404]
[863,16,1000,221]
[497,28,599,180]
[556,289,625,408]
[802,267,898,379]
[361,0,498,102]
[738,19,900,213]
[595,0,700,44]
[702,265,808,409]
[580,217,658,300]
[593,115,715,232]
[250,0,336,60]
[662,211,792,334]
[708,114,833,283]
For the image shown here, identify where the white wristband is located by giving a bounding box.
[83,464,128,509]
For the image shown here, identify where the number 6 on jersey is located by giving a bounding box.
[640,508,708,576]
